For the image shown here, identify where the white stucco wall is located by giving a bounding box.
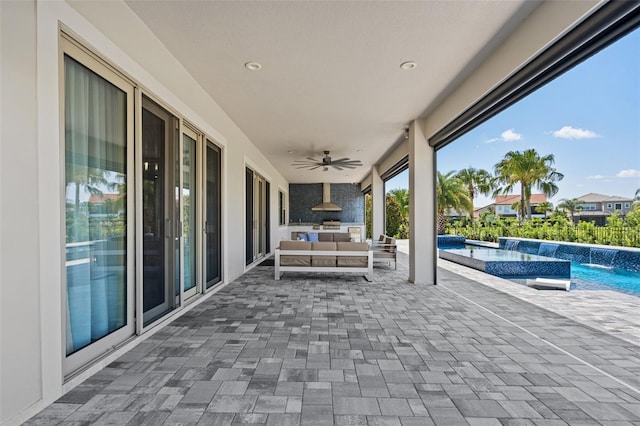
[1,1,43,422]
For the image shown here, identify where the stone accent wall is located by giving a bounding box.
[289,183,364,223]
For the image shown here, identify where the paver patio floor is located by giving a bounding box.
[26,262,640,425]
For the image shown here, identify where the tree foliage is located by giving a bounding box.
[455,167,494,222]
[494,149,564,222]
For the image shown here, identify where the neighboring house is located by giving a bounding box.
[574,193,634,225]
[478,194,548,218]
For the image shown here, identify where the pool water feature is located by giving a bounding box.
[498,238,640,295]
[438,237,640,295]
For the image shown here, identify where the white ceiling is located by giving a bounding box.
[125,0,541,183]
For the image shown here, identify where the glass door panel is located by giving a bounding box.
[141,98,177,325]
[246,168,254,265]
[205,142,221,288]
[182,129,198,298]
[63,51,134,372]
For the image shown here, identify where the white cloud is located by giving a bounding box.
[552,125,600,139]
[501,129,522,142]
[484,129,522,143]
[587,174,605,180]
[616,169,640,178]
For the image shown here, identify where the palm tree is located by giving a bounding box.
[494,149,564,222]
[535,201,553,219]
[455,167,494,223]
[65,164,109,242]
[558,198,583,223]
[436,171,471,234]
[387,188,409,218]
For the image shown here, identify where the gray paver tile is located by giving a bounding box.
[206,395,258,413]
[333,397,381,415]
[28,265,640,426]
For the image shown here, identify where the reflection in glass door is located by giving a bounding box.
[182,127,198,299]
[63,46,134,374]
[205,141,222,288]
[141,97,178,326]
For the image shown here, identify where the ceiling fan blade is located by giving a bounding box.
[332,165,344,170]
[331,157,350,163]
[306,157,320,162]
[309,165,322,170]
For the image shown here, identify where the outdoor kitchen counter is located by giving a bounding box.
[287,223,365,239]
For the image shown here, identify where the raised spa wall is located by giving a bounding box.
[498,237,640,273]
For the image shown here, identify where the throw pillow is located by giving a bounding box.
[298,233,308,241]
[307,232,319,242]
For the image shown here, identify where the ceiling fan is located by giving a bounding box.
[292,150,363,171]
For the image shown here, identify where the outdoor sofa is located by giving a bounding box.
[275,240,373,281]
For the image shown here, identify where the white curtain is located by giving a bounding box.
[64,56,127,355]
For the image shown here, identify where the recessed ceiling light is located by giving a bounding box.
[356,149,363,153]
[244,62,262,71]
[288,150,295,154]
[400,61,417,70]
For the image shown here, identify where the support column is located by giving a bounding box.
[409,120,436,284]
[371,165,385,240]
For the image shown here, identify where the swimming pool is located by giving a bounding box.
[440,241,640,296]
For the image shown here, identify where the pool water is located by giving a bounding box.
[571,262,640,294]
[453,245,640,296]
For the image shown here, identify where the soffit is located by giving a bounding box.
[124,0,540,183]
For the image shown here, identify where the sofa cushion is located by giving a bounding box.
[336,242,369,267]
[279,240,312,266]
[333,233,352,242]
[307,232,319,242]
[318,232,333,242]
[311,242,337,267]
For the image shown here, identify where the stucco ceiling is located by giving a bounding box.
[125,0,541,183]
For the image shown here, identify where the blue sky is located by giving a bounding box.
[386,27,640,209]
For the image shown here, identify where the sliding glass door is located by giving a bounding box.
[141,97,179,326]
[205,141,222,288]
[246,167,270,265]
[63,36,222,374]
[182,127,199,299]
[63,42,135,374]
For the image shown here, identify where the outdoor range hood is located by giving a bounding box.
[311,183,342,211]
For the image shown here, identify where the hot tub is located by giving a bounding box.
[439,247,571,279]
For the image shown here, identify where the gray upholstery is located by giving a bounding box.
[279,240,311,266]
[333,233,352,242]
[318,232,334,242]
[311,242,337,266]
[336,242,369,267]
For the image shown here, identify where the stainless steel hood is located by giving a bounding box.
[311,183,342,211]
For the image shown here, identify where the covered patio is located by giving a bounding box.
[26,256,640,425]
[3,1,640,424]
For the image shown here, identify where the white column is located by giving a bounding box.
[409,120,436,284]
[371,165,385,239]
